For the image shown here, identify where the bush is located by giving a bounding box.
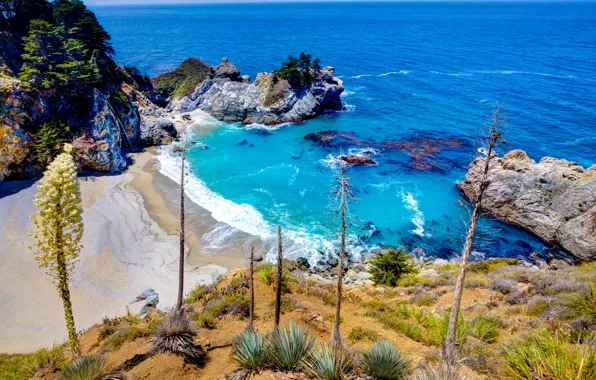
[347,326,380,343]
[257,263,291,294]
[59,355,124,380]
[303,344,352,380]
[102,327,148,350]
[502,329,596,380]
[205,293,250,319]
[471,316,502,344]
[265,321,316,370]
[369,247,417,287]
[362,340,412,380]
[151,311,203,361]
[490,278,517,295]
[231,330,267,372]
[469,258,519,273]
[275,52,321,87]
[184,284,214,304]
[33,118,68,165]
[193,314,217,330]
[0,344,66,379]
[97,326,116,341]
[567,285,596,322]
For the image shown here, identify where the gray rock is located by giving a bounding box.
[139,117,177,145]
[129,288,159,316]
[327,257,339,267]
[169,65,344,126]
[211,57,241,82]
[458,150,596,261]
[296,257,310,270]
[433,258,449,267]
[240,75,251,83]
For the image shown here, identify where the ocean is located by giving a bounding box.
[93,2,596,264]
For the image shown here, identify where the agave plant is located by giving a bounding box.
[232,330,267,370]
[408,363,469,380]
[362,340,412,380]
[150,310,203,362]
[265,321,316,370]
[59,355,124,380]
[303,343,352,380]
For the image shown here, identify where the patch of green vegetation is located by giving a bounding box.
[469,258,519,273]
[275,52,321,87]
[204,293,250,320]
[347,326,380,343]
[369,247,417,287]
[153,57,211,99]
[101,327,148,350]
[97,326,116,341]
[184,283,214,304]
[323,313,344,324]
[567,285,596,322]
[502,329,596,380]
[269,295,298,315]
[527,300,549,316]
[257,263,292,294]
[33,118,68,166]
[0,344,66,380]
[471,316,503,344]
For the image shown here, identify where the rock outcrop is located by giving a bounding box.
[339,154,377,166]
[169,63,344,125]
[458,150,596,261]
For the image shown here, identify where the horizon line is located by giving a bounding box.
[86,0,596,6]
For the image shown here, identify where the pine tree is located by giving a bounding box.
[18,19,63,87]
[29,143,83,355]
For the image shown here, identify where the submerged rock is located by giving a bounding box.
[339,154,377,166]
[458,150,596,261]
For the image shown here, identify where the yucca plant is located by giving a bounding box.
[408,363,468,380]
[362,340,412,380]
[567,285,596,322]
[150,311,203,362]
[303,344,352,380]
[231,330,267,371]
[265,321,316,371]
[59,355,124,380]
[471,316,501,344]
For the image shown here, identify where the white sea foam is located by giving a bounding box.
[343,104,356,112]
[350,70,409,79]
[430,70,473,77]
[351,74,373,79]
[341,90,355,97]
[400,191,426,237]
[472,70,577,79]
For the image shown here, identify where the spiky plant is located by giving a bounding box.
[231,330,267,371]
[59,355,124,380]
[362,340,412,380]
[265,321,316,371]
[303,344,352,380]
[150,311,203,362]
[408,363,468,380]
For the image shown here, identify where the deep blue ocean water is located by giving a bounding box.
[93,2,596,263]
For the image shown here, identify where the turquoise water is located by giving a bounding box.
[94,2,596,263]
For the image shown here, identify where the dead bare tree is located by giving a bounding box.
[175,137,188,311]
[443,99,505,366]
[247,246,255,331]
[330,157,358,347]
[274,226,283,330]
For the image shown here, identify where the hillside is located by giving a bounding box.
[3,256,595,379]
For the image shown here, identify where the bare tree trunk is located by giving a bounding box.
[247,246,255,332]
[332,164,347,346]
[274,226,283,331]
[443,101,503,366]
[57,245,79,355]
[175,144,186,311]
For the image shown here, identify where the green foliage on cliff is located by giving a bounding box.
[2,0,113,90]
[275,52,321,87]
[369,247,417,287]
[153,57,211,100]
[32,118,68,165]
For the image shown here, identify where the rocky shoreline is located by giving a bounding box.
[458,150,596,261]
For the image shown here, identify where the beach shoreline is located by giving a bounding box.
[0,112,249,354]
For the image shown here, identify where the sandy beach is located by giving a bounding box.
[0,112,250,353]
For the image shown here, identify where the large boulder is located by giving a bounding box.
[458,150,596,261]
[211,57,241,82]
[139,117,177,146]
[169,63,344,126]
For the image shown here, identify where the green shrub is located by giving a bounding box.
[265,321,316,370]
[231,330,267,372]
[194,314,217,330]
[526,300,549,316]
[369,247,417,287]
[257,263,291,294]
[102,327,148,349]
[347,326,380,343]
[205,293,250,319]
[303,344,352,380]
[502,329,596,380]
[59,355,123,380]
[0,344,66,380]
[184,284,214,304]
[33,118,68,165]
[362,340,412,380]
[323,313,343,324]
[567,285,596,322]
[469,258,519,273]
[471,316,503,344]
[97,326,116,341]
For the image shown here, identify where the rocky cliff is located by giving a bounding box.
[458,150,596,261]
[168,58,344,125]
